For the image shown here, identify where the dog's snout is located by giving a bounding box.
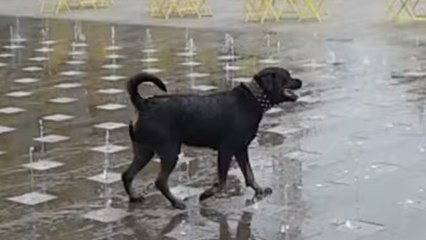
[289,78,302,89]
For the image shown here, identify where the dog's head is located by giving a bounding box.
[254,67,302,103]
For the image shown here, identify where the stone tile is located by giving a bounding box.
[3,44,25,50]
[22,159,64,171]
[96,103,126,111]
[22,66,43,72]
[90,144,128,154]
[191,85,217,92]
[7,192,57,205]
[43,114,74,122]
[223,65,243,71]
[97,88,125,95]
[35,47,53,53]
[0,125,16,134]
[101,75,126,81]
[66,60,85,65]
[87,171,121,184]
[59,70,84,77]
[140,58,159,63]
[0,107,26,114]
[94,122,127,130]
[49,97,78,104]
[259,58,280,64]
[105,54,126,59]
[335,220,385,236]
[105,45,123,51]
[29,56,48,62]
[14,78,39,84]
[54,83,83,89]
[6,91,33,98]
[187,72,210,78]
[101,64,122,69]
[142,68,164,74]
[33,134,70,143]
[180,61,201,66]
[83,207,129,223]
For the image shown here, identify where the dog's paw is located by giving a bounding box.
[264,187,273,195]
[254,187,273,197]
[129,196,145,203]
[199,190,215,202]
[172,201,187,210]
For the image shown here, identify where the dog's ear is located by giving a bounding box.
[254,71,276,92]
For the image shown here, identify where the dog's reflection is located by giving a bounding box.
[123,210,189,239]
[199,207,253,240]
[124,206,253,240]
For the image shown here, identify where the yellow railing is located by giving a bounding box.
[41,0,111,14]
[387,0,426,21]
[150,0,213,19]
[244,0,325,23]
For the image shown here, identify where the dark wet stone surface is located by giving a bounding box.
[0,15,425,240]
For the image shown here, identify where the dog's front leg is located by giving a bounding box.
[199,150,233,201]
[235,149,272,197]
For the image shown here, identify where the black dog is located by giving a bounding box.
[122,67,302,209]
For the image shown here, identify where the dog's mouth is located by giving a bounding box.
[283,88,298,101]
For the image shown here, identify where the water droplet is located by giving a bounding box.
[344,220,357,229]
[363,57,370,65]
[315,183,324,188]
[180,220,187,235]
[364,175,370,180]
[385,123,394,128]
[280,224,289,233]
[253,202,259,210]
[418,188,424,193]
[405,199,415,205]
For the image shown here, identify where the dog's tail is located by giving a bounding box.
[127,72,167,111]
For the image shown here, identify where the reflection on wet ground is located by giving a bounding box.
[0,16,425,240]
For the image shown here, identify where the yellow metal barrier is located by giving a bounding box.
[150,0,212,19]
[79,0,110,8]
[40,0,71,14]
[41,0,110,14]
[387,0,426,21]
[298,0,325,22]
[244,0,281,23]
[278,0,301,20]
[244,0,325,23]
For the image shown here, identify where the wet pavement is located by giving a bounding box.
[0,14,425,240]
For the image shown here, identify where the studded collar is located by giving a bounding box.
[244,81,273,112]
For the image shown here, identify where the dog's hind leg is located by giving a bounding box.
[199,149,233,201]
[122,143,154,203]
[155,144,186,209]
[234,149,272,197]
